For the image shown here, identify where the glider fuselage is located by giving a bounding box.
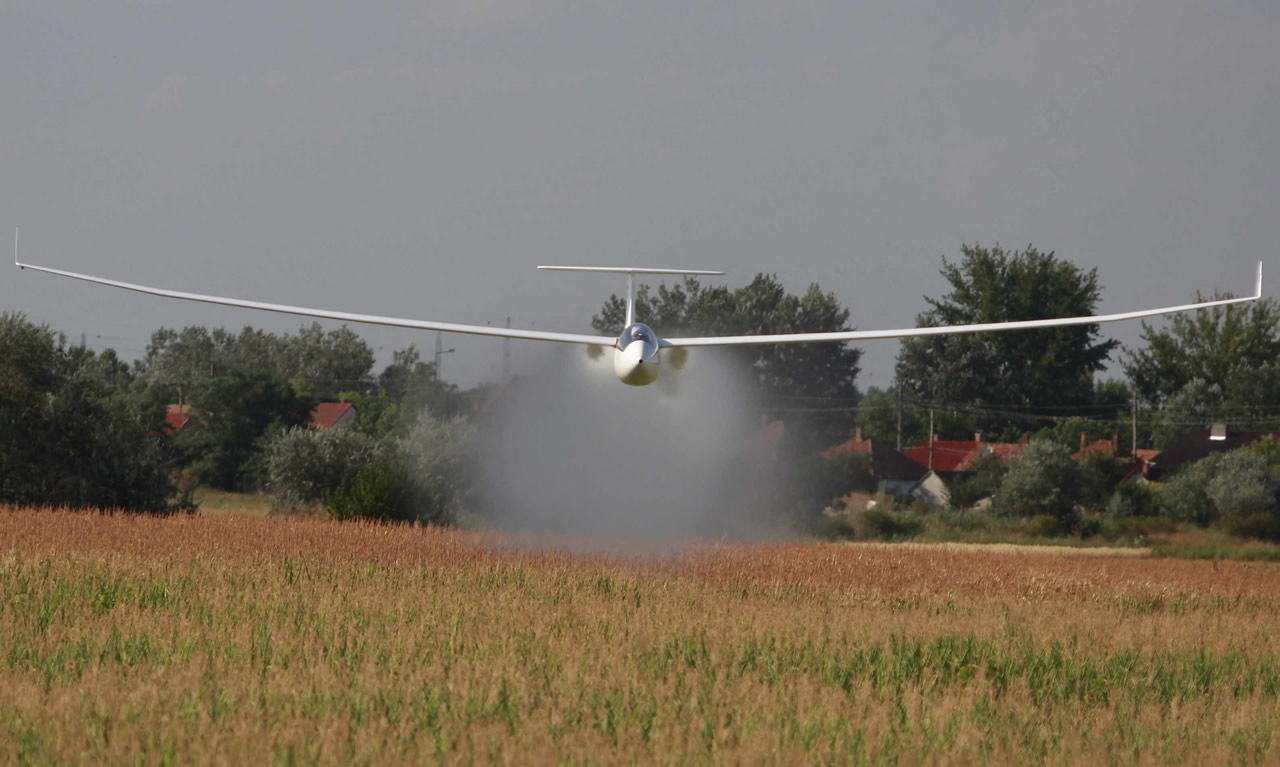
[614,322,661,386]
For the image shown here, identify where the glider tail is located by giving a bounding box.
[536,265,725,329]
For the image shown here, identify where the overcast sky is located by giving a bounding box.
[3,1,1276,392]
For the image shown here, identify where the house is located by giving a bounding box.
[902,434,1028,480]
[823,427,928,495]
[911,470,950,507]
[1071,432,1158,464]
[164,404,192,434]
[309,402,357,430]
[1143,424,1275,480]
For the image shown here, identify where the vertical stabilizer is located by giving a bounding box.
[536,265,725,330]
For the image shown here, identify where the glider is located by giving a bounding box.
[14,231,1263,387]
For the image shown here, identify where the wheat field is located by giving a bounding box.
[2,509,1279,765]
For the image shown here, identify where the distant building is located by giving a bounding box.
[902,434,1028,480]
[1144,424,1275,480]
[309,402,357,430]
[163,404,192,434]
[823,426,928,495]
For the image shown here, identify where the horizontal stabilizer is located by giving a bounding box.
[537,265,724,276]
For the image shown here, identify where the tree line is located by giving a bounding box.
[3,242,1277,522]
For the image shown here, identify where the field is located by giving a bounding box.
[3,510,1280,765]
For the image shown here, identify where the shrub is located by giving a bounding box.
[786,451,874,528]
[326,463,418,522]
[992,440,1098,527]
[1106,481,1157,518]
[853,507,924,540]
[947,452,1006,509]
[1156,456,1220,524]
[1215,513,1280,542]
[1206,451,1277,519]
[397,411,477,526]
[265,426,381,511]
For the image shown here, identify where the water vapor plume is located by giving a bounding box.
[472,346,782,542]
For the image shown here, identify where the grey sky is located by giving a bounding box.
[3,1,1276,391]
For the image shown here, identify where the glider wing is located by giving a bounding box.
[15,259,613,346]
[662,263,1264,347]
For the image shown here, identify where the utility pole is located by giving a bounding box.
[434,332,455,381]
[1131,390,1138,455]
[896,379,903,451]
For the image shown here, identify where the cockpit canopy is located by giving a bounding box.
[617,323,658,351]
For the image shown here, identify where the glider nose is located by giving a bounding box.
[613,342,659,386]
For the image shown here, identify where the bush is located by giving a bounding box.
[1207,451,1277,519]
[786,451,874,528]
[947,452,1006,509]
[992,440,1098,527]
[1106,481,1157,518]
[265,426,381,511]
[1158,452,1278,528]
[1215,513,1280,542]
[853,507,924,540]
[1156,456,1220,524]
[327,463,418,522]
[397,413,476,525]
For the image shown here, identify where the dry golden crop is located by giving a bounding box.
[3,508,1280,765]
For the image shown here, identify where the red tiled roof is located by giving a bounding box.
[309,402,355,429]
[823,436,928,482]
[902,440,1027,474]
[902,440,982,473]
[1072,438,1160,463]
[956,442,1026,471]
[164,404,191,434]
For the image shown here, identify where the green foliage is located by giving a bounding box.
[1207,452,1277,520]
[1156,457,1220,525]
[851,507,925,541]
[174,372,315,491]
[140,323,375,401]
[1125,295,1280,409]
[896,244,1118,433]
[786,452,874,527]
[0,313,178,513]
[266,408,475,525]
[593,274,862,452]
[265,427,381,510]
[395,412,476,525]
[343,346,461,440]
[326,463,418,523]
[1155,450,1278,530]
[857,386,931,446]
[947,451,1007,509]
[1106,481,1157,518]
[992,440,1099,526]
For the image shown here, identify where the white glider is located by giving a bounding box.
[14,231,1263,387]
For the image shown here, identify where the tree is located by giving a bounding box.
[0,313,178,513]
[265,426,381,510]
[175,371,314,490]
[593,274,862,451]
[1124,295,1280,434]
[896,244,1118,434]
[992,440,1100,529]
[138,323,376,402]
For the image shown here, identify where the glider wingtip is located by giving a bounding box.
[1257,261,1264,299]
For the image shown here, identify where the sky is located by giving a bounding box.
[3,0,1277,393]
